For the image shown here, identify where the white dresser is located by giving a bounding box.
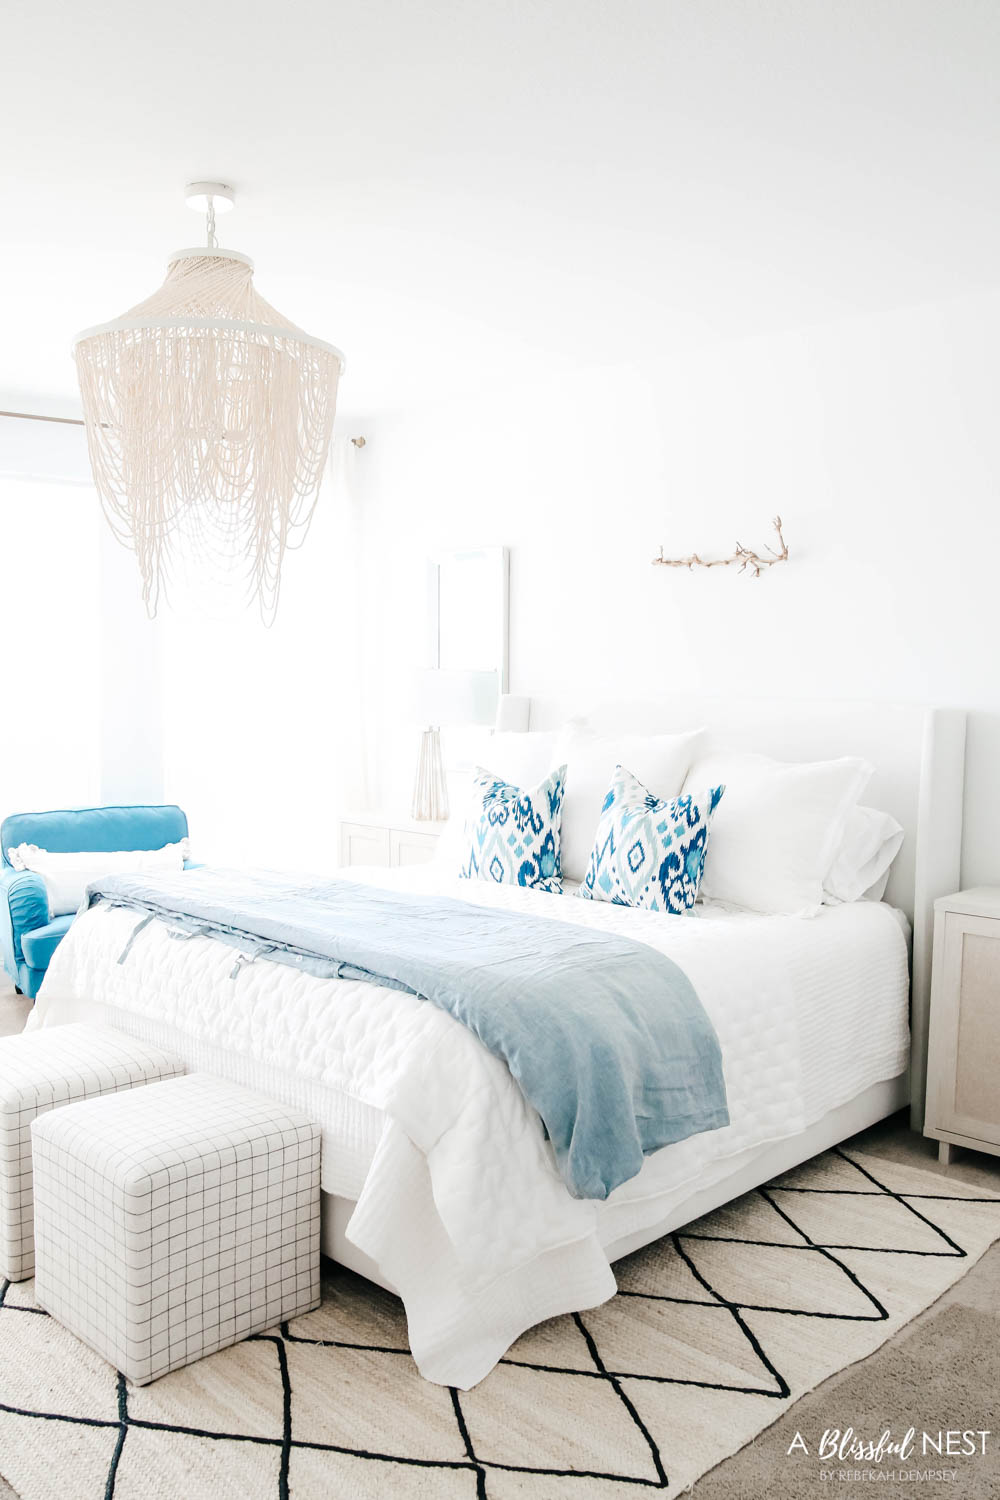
[338,812,448,870]
[924,887,1000,1165]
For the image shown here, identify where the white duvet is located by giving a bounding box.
[32,867,910,1387]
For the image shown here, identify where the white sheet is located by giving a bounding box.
[32,867,910,1387]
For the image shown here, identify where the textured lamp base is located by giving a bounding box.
[412,727,449,821]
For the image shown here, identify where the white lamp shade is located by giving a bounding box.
[415,669,499,727]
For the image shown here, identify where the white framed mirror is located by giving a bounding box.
[429,546,509,688]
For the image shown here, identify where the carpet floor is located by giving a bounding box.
[1,988,998,1498]
[0,1143,998,1498]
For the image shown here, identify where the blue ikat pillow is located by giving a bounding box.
[459,765,566,893]
[579,765,725,913]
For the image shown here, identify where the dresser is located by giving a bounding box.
[338,812,447,870]
[924,887,1000,1165]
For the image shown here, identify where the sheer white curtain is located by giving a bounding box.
[0,474,101,813]
[158,436,373,869]
[0,418,371,866]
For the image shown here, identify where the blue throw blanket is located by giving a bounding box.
[85,868,730,1201]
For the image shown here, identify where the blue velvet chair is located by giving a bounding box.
[0,804,190,1000]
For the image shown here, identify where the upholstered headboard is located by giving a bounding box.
[496,694,967,1130]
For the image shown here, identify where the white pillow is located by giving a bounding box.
[7,840,190,918]
[823,805,904,905]
[478,730,559,788]
[685,751,872,915]
[553,723,706,884]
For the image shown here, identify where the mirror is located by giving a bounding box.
[431,547,509,688]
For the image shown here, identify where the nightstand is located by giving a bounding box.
[338,811,448,869]
[924,887,1000,1165]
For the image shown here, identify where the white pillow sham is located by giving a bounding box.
[823,805,904,905]
[685,751,872,915]
[478,730,559,789]
[553,723,706,884]
[7,839,190,918]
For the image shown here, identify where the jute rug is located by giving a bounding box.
[0,1146,998,1499]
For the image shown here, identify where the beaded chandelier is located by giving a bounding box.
[73,184,344,622]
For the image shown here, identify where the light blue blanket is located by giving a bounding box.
[85,868,730,1201]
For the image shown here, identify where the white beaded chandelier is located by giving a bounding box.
[74,183,344,622]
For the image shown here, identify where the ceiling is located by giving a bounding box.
[4,0,999,421]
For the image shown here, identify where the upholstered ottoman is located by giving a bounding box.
[0,1024,185,1281]
[32,1073,321,1384]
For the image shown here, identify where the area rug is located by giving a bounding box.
[0,1146,998,1499]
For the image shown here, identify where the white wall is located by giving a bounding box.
[355,291,1000,888]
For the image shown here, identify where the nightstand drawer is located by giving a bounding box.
[340,822,391,868]
[390,829,439,867]
[339,815,447,869]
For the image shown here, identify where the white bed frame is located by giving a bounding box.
[325,695,966,1287]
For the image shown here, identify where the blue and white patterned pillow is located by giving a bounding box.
[459,765,566,893]
[579,765,725,913]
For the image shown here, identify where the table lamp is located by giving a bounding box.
[412,669,500,820]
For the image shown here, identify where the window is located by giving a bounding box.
[0,477,101,813]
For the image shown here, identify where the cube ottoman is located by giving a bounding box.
[32,1072,322,1383]
[0,1023,185,1281]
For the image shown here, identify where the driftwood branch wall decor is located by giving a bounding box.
[652,516,789,578]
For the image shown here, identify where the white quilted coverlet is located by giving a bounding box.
[33,867,909,1387]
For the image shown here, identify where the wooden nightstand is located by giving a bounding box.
[925,887,1000,1165]
[338,812,448,870]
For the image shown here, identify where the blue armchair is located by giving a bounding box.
[0,804,190,1000]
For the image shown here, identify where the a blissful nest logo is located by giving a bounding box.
[786,1428,991,1484]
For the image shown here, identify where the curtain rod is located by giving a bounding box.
[0,411,369,446]
[0,409,84,427]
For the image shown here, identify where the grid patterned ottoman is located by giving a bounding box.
[0,1024,185,1282]
[32,1073,322,1384]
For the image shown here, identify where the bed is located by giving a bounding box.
[27,697,966,1388]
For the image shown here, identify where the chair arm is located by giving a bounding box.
[0,868,49,978]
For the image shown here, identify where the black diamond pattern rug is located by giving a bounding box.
[0,1147,998,1499]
